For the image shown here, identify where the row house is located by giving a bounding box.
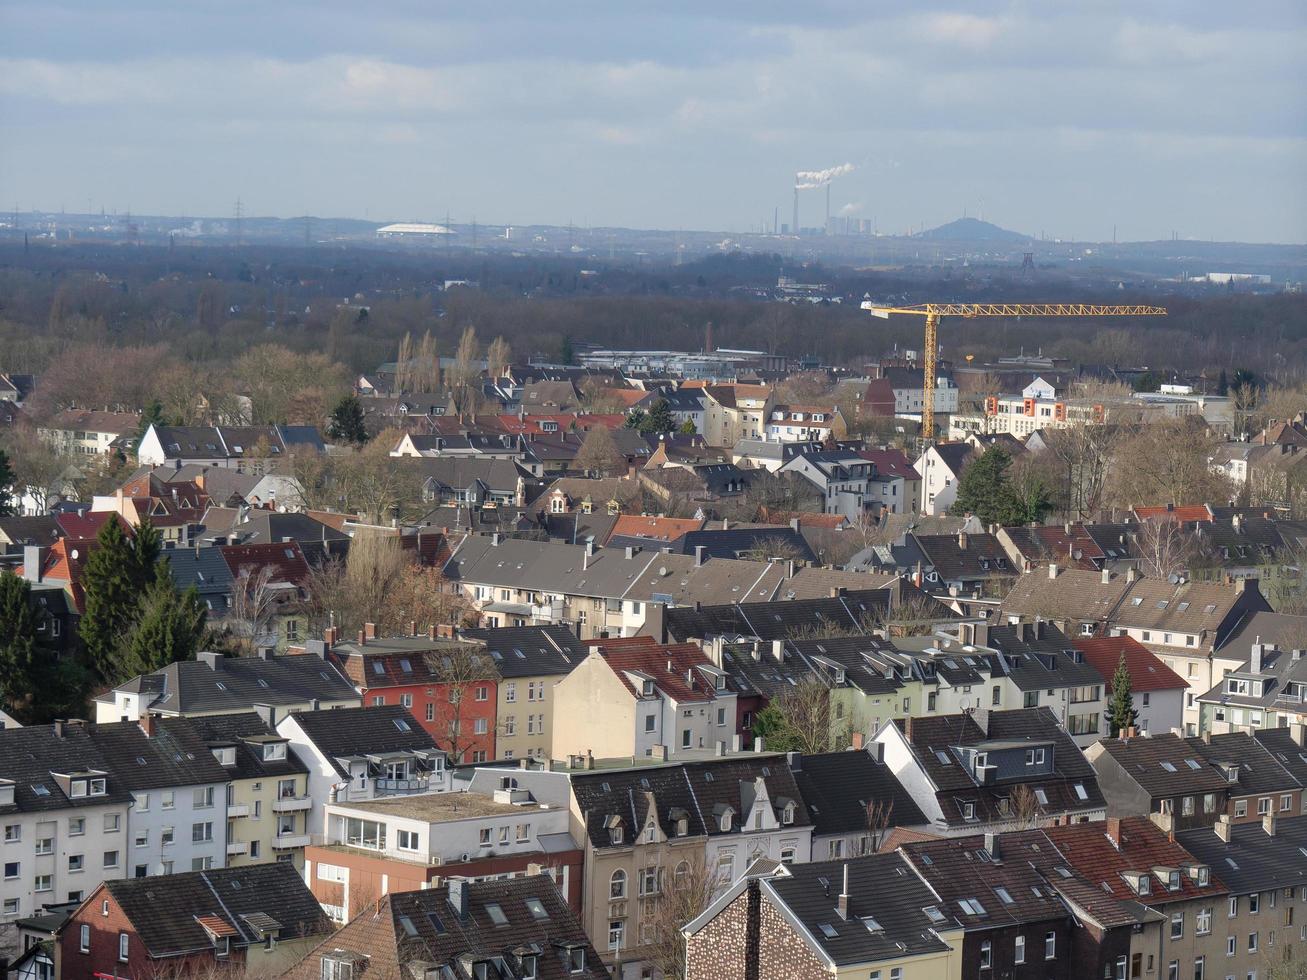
[685,852,964,980]
[1195,611,1307,733]
[1075,634,1188,736]
[874,707,1107,835]
[94,648,360,724]
[57,862,330,980]
[304,785,581,923]
[570,756,812,979]
[282,875,609,980]
[326,629,500,764]
[277,705,449,843]
[551,637,735,762]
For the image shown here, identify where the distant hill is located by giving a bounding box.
[917,217,1031,242]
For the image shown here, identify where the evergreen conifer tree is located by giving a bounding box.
[0,573,38,716]
[118,573,207,678]
[1107,653,1138,737]
[327,395,368,445]
[79,517,141,681]
[0,448,14,516]
[642,398,676,434]
[951,446,1021,524]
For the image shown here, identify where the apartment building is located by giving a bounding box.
[37,409,139,457]
[0,722,132,917]
[700,384,772,447]
[915,442,972,516]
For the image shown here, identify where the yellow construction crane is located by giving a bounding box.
[861,302,1168,440]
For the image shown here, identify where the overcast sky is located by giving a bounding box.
[1,1,1304,242]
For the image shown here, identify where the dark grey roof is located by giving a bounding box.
[164,547,235,607]
[230,512,350,547]
[675,527,817,564]
[1090,733,1231,798]
[912,532,1010,583]
[1177,814,1307,896]
[986,623,1104,692]
[408,456,535,492]
[98,652,359,715]
[459,625,586,679]
[1253,728,1307,786]
[765,855,956,966]
[286,705,439,779]
[86,717,230,790]
[186,712,309,781]
[0,722,134,813]
[665,590,891,643]
[1185,732,1302,796]
[105,862,331,956]
[793,751,926,836]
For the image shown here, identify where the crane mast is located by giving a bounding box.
[862,302,1168,441]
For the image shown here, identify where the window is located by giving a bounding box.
[194,786,215,809]
[68,854,83,872]
[1193,956,1204,980]
[610,869,626,899]
[79,924,90,953]
[1230,896,1239,918]
[396,829,419,851]
[1015,935,1025,964]
[1228,936,1236,956]
[35,837,51,855]
[35,875,51,892]
[161,826,174,847]
[3,825,17,843]
[1172,911,1185,939]
[118,932,129,962]
[1249,893,1260,914]
[425,703,434,722]
[1197,907,1212,936]
[104,813,120,832]
[1282,794,1293,812]
[608,920,624,951]
[474,718,488,735]
[2,862,15,879]
[1235,800,1248,817]
[1167,964,1178,980]
[161,791,174,810]
[1258,798,1271,816]
[1248,933,1258,952]
[103,850,119,869]
[980,940,992,969]
[321,957,356,980]
[400,694,413,709]
[191,822,213,843]
[371,695,385,707]
[1045,931,1056,960]
[505,682,516,703]
[644,714,656,733]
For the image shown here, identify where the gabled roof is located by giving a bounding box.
[97,652,359,715]
[280,874,606,980]
[664,590,891,643]
[328,638,497,690]
[85,716,231,790]
[793,750,926,836]
[1113,576,1266,636]
[219,540,310,587]
[985,622,1103,692]
[1177,814,1307,896]
[1073,636,1187,692]
[103,862,330,958]
[608,515,704,544]
[45,408,140,434]
[587,638,720,703]
[760,854,956,966]
[1185,732,1302,796]
[284,704,439,779]
[460,625,587,678]
[1090,733,1231,798]
[1045,817,1228,907]
[1002,524,1106,571]
[912,532,1010,582]
[186,712,308,781]
[0,722,134,813]
[1001,567,1133,624]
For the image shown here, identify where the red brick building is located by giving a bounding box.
[328,628,499,763]
[57,863,330,980]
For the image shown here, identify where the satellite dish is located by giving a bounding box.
[658,566,668,577]
[70,549,79,560]
[1168,573,1180,584]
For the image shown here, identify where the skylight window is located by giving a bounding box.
[394,719,411,732]
[923,905,946,923]
[399,659,412,673]
[485,903,508,926]
[524,897,548,920]
[399,916,418,937]
[995,887,1014,905]
[373,662,385,675]
[862,916,883,932]
[1034,788,1048,805]
[818,923,838,939]
[1185,759,1202,770]
[958,898,986,916]
[1160,761,1177,772]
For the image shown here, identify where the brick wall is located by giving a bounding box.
[686,880,829,980]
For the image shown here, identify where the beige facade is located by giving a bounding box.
[497,672,561,762]
[224,768,311,870]
[552,653,638,761]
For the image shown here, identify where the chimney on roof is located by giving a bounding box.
[1105,816,1122,848]
[1048,563,1060,580]
[957,531,968,550]
[790,518,800,532]
[1101,568,1111,585]
[364,622,377,641]
[836,863,851,920]
[1202,730,1212,745]
[197,651,222,671]
[21,545,46,585]
[427,625,436,641]
[52,719,64,739]
[1250,642,1264,674]
[491,532,501,547]
[357,630,366,647]
[983,832,1000,861]
[850,732,864,751]
[772,639,785,663]
[448,877,469,917]
[1291,723,1307,749]
[753,736,764,752]
[1264,813,1277,837]
[1214,815,1232,843]
[1126,567,1138,583]
[695,545,706,568]
[140,713,157,738]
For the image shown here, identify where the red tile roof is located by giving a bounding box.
[1044,817,1228,905]
[609,515,704,543]
[1073,636,1188,692]
[54,511,133,541]
[588,638,718,703]
[219,541,310,586]
[1133,505,1214,523]
[857,447,917,480]
[756,509,846,529]
[18,538,100,612]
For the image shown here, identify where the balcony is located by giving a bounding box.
[272,795,312,813]
[226,841,249,856]
[272,834,311,849]
[374,776,430,796]
[226,804,250,819]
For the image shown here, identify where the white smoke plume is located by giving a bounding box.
[794,162,854,189]
[839,201,864,216]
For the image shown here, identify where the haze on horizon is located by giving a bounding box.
[1,1,1304,244]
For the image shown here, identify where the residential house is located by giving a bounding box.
[87,714,231,878]
[1086,733,1236,831]
[731,437,825,473]
[912,531,1013,596]
[1194,611,1307,734]
[779,450,875,520]
[765,404,845,442]
[858,447,920,516]
[0,721,132,916]
[701,384,773,447]
[93,648,360,725]
[276,705,448,840]
[56,862,331,980]
[327,630,500,764]
[1046,817,1234,980]
[38,409,139,458]
[460,625,587,763]
[1074,635,1187,736]
[1000,566,1136,639]
[305,788,581,923]
[898,831,1076,980]
[187,712,312,869]
[791,748,929,862]
[998,522,1108,573]
[914,443,973,516]
[136,424,324,470]
[90,473,209,545]
[280,875,608,980]
[218,541,313,648]
[551,637,735,762]
[874,707,1107,835]
[570,756,812,977]
[1178,813,1307,980]
[684,853,964,980]
[876,366,959,418]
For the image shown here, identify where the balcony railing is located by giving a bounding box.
[226,804,250,819]
[272,795,312,813]
[374,776,430,796]
[226,841,249,856]
[272,833,311,849]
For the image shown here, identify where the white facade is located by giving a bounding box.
[703,777,812,890]
[893,378,958,416]
[123,781,229,878]
[0,792,129,916]
[915,446,963,516]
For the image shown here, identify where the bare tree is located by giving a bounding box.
[574,426,627,477]
[448,326,482,420]
[1009,783,1041,829]
[641,852,720,980]
[768,679,850,754]
[865,798,896,853]
[486,335,511,380]
[227,565,280,653]
[1132,517,1201,579]
[1040,423,1121,520]
[425,645,500,764]
[1105,420,1233,511]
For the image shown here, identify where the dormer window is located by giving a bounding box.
[212,747,236,767]
[641,680,654,697]
[781,801,796,825]
[719,807,734,832]
[262,742,286,762]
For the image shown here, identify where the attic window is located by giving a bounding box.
[1034,788,1048,805]
[1156,600,1168,609]
[372,662,385,675]
[817,923,838,939]
[1074,783,1088,800]
[1204,604,1216,614]
[1160,761,1177,772]
[484,903,508,926]
[394,718,411,732]
[958,898,986,916]
[399,660,412,673]
[398,915,418,937]
[1131,598,1143,606]
[995,887,1014,904]
[524,897,548,920]
[1185,759,1202,770]
[215,682,227,691]
[923,905,946,923]
[862,916,883,932]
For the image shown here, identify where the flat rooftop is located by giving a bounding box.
[328,792,556,822]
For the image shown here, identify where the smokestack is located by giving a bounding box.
[792,184,798,236]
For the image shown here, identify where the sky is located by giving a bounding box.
[1,1,1304,243]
